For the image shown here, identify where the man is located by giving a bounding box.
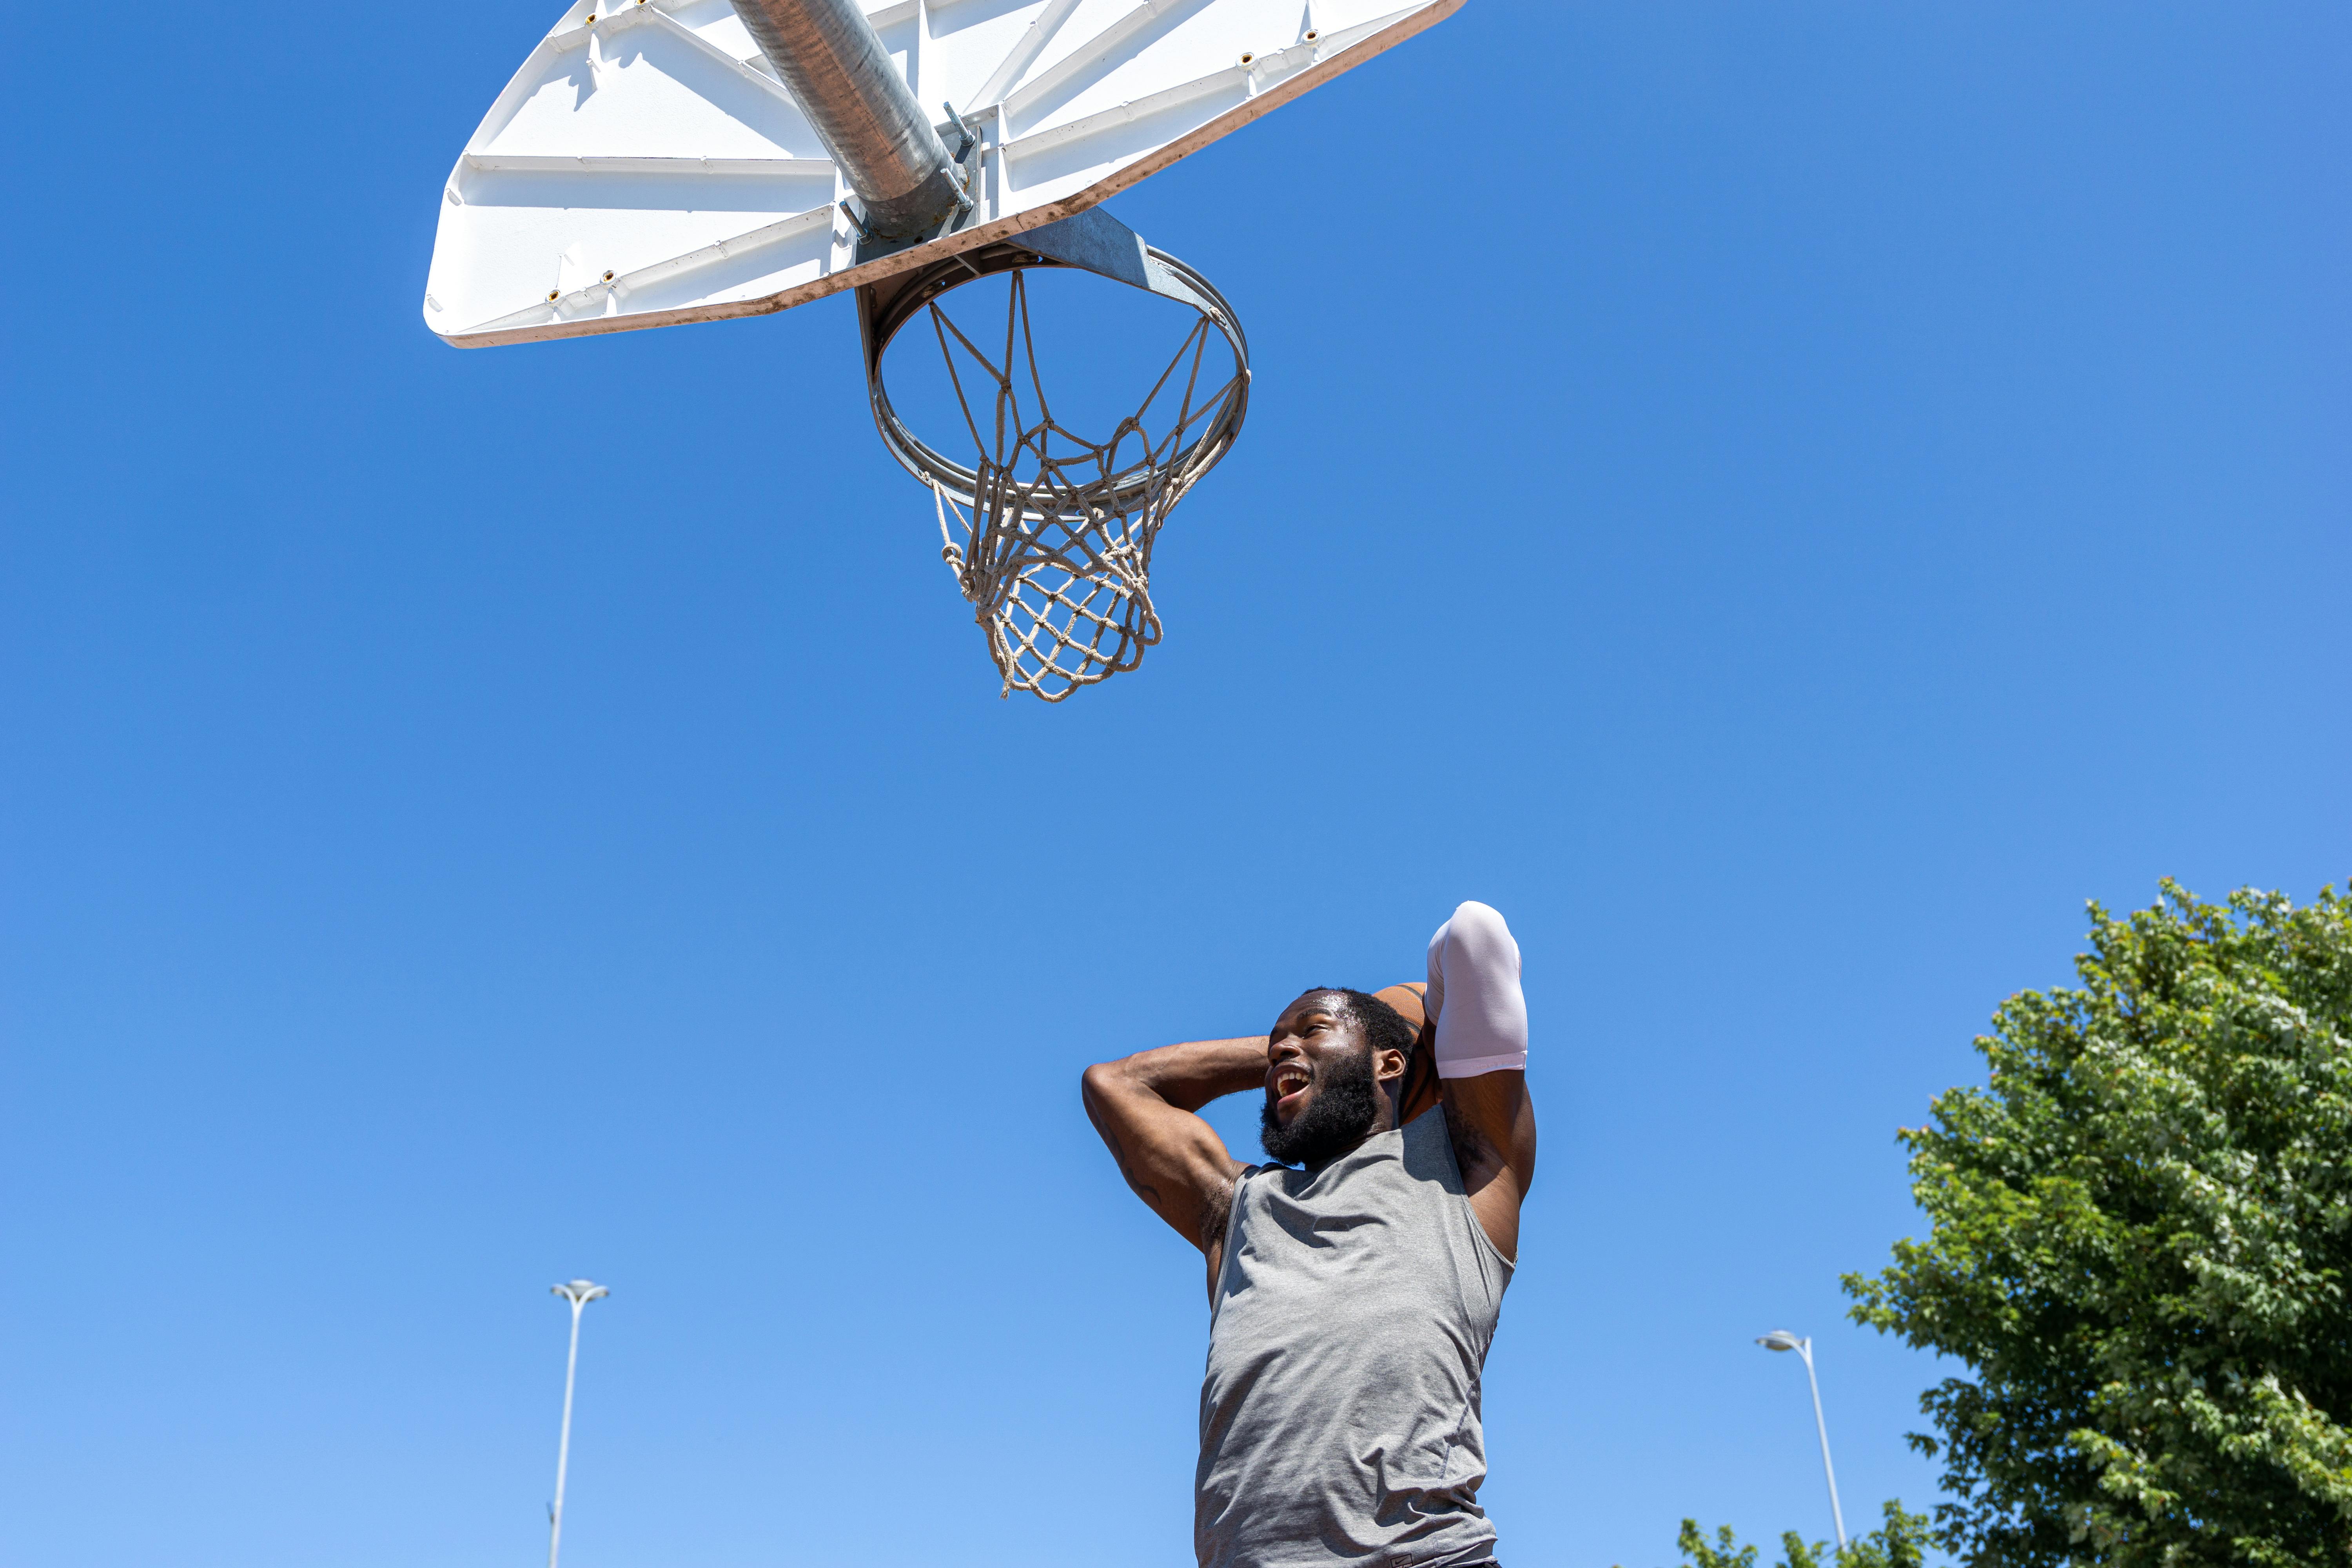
[1081,901,1537,1568]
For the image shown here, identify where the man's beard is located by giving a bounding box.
[1261,1047,1381,1169]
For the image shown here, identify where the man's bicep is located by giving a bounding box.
[1424,899,1534,1187]
[1444,1068,1537,1192]
[1081,1064,1246,1252]
[1443,1068,1535,1262]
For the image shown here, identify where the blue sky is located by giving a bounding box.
[3,4,2345,1567]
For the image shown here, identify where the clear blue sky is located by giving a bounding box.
[3,5,2345,1566]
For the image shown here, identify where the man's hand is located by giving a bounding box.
[1081,1038,1261,1296]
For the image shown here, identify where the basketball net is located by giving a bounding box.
[918,269,1246,701]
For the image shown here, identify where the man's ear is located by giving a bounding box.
[1396,1034,1440,1125]
[1374,1046,1409,1085]
[1374,982,1440,1123]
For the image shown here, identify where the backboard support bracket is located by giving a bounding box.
[854,203,1226,380]
[852,117,987,268]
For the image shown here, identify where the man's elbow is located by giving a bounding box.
[1447,899,1515,957]
[1080,1058,1128,1113]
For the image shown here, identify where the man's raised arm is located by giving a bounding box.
[1426,901,1539,1261]
[1080,1038,1262,1258]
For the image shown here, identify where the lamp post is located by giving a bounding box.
[1757,1329,1846,1548]
[547,1280,610,1568]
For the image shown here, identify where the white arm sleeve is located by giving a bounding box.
[1424,900,1528,1079]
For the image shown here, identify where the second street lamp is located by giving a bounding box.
[547,1279,610,1568]
[1757,1329,1846,1548]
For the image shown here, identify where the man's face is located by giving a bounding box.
[1259,992,1400,1168]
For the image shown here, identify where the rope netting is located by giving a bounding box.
[914,269,1246,701]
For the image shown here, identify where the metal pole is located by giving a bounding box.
[1798,1340,1847,1548]
[723,0,964,237]
[546,1281,608,1568]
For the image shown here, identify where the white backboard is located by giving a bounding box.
[423,0,1461,347]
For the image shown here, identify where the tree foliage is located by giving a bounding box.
[1671,1500,1935,1568]
[1845,881,2352,1566]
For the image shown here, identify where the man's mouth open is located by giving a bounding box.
[1271,1063,1312,1115]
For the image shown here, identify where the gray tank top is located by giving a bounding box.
[1197,1105,1514,1568]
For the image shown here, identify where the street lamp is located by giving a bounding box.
[547,1279,610,1568]
[1757,1329,1846,1548]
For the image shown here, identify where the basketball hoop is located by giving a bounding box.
[423,0,1460,699]
[858,236,1249,700]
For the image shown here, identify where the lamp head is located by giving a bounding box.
[1757,1329,1805,1352]
[551,1279,611,1305]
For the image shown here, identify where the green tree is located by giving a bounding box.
[1844,881,2352,1566]
[1674,1519,1759,1568]
[1670,1501,1934,1568]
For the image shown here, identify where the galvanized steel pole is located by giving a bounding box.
[1757,1330,1847,1548]
[1797,1340,1847,1548]
[726,0,965,237]
[547,1280,609,1568]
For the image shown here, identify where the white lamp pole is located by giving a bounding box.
[1757,1329,1846,1548]
[548,1280,610,1568]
